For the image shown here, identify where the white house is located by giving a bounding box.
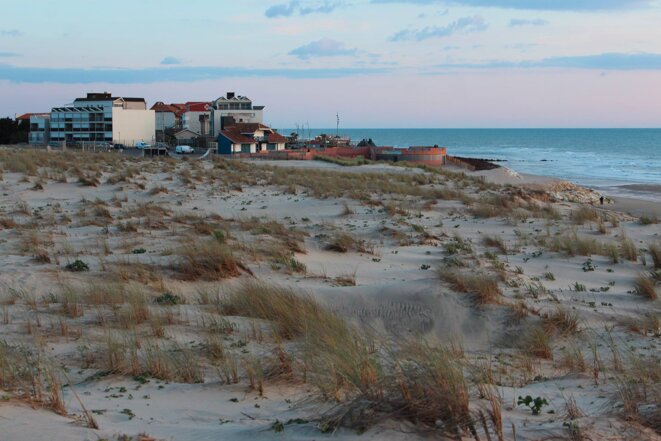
[218,123,286,155]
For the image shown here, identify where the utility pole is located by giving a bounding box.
[336,113,339,138]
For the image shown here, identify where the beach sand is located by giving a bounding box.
[0,152,659,441]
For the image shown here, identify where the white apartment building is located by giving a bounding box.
[210,92,264,136]
[48,92,155,146]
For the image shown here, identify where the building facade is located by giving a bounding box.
[25,114,51,145]
[210,92,264,137]
[151,102,185,132]
[48,92,155,146]
[181,102,211,136]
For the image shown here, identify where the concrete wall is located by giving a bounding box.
[112,108,155,146]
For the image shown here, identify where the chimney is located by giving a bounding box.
[227,92,235,99]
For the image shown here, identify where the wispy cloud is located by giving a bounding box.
[0,52,20,57]
[434,52,661,70]
[160,56,182,65]
[265,1,342,18]
[509,18,548,27]
[390,15,487,41]
[372,0,651,10]
[0,29,23,37]
[0,63,387,84]
[289,38,357,59]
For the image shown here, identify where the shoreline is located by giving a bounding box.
[471,165,661,218]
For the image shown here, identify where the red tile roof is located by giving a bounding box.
[185,102,211,112]
[151,102,186,117]
[16,113,49,121]
[220,123,287,144]
[266,131,287,143]
[220,126,255,144]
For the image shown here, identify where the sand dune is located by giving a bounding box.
[0,150,659,441]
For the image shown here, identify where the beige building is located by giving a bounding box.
[49,92,155,146]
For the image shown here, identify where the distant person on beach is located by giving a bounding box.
[600,196,604,205]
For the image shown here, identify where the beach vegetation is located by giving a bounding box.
[438,268,501,305]
[633,273,658,300]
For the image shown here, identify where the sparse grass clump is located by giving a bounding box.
[543,307,579,336]
[649,242,661,269]
[620,235,638,262]
[520,325,553,359]
[174,238,242,281]
[439,268,501,305]
[325,232,354,253]
[482,235,508,254]
[639,214,659,225]
[0,343,66,414]
[634,273,658,300]
[314,155,370,167]
[570,206,600,224]
[549,232,603,257]
[221,280,331,339]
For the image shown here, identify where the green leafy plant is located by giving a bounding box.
[131,248,147,254]
[582,259,596,272]
[517,395,549,415]
[154,293,183,305]
[271,419,284,432]
[65,259,89,272]
[213,230,226,243]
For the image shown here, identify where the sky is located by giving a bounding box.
[1,0,661,127]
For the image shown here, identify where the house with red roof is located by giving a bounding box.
[218,122,286,154]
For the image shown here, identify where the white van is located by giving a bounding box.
[175,145,194,154]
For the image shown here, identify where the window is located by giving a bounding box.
[267,143,277,151]
[241,144,252,153]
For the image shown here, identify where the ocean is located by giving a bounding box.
[283,128,661,201]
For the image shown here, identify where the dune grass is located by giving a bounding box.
[634,273,658,300]
[438,267,502,305]
[173,238,243,281]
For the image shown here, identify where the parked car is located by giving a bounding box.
[113,143,126,150]
[135,141,151,149]
[175,145,194,154]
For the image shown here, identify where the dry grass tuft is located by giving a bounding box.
[633,273,658,300]
[520,325,553,359]
[325,232,358,253]
[570,206,600,224]
[649,242,661,270]
[439,268,502,305]
[174,238,244,281]
[221,280,332,339]
[543,307,579,336]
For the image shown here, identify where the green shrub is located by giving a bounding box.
[517,395,549,415]
[154,293,183,305]
[65,259,89,272]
